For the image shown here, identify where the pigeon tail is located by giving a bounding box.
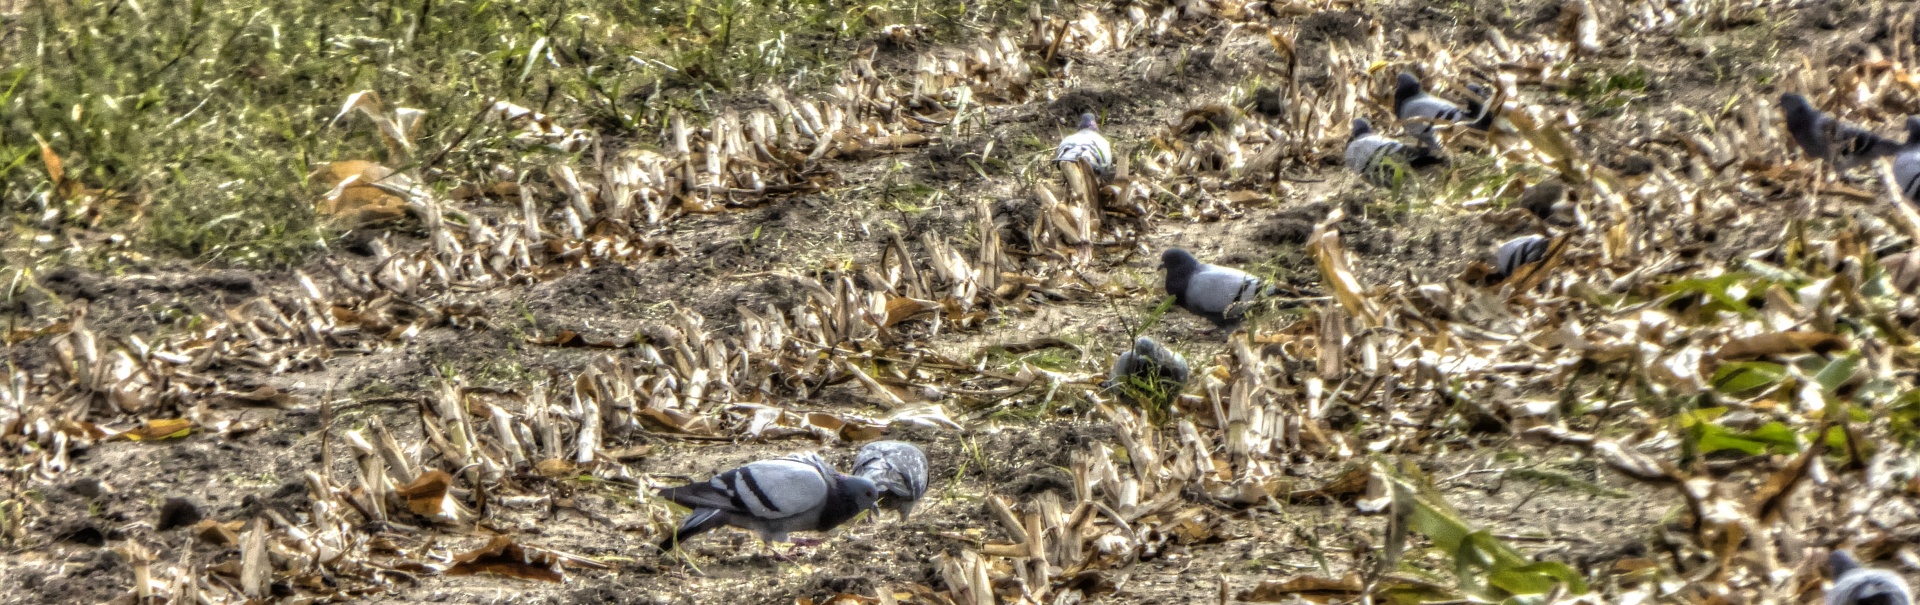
[659,508,727,551]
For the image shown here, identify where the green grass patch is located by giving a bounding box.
[1,0,1026,266]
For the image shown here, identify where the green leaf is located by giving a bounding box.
[1711,361,1787,395]
[1812,354,1860,395]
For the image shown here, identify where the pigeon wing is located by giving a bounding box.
[1183,267,1264,316]
[661,458,830,521]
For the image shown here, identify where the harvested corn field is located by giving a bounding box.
[5,0,1920,604]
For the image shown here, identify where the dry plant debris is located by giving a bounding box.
[7,0,1920,603]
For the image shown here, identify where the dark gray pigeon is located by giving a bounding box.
[1346,118,1446,188]
[852,441,928,521]
[1393,73,1497,137]
[657,452,878,550]
[1054,113,1114,179]
[1896,142,1920,204]
[1780,93,1904,169]
[1101,336,1191,392]
[1162,248,1275,328]
[1828,550,1913,605]
[1490,234,1550,283]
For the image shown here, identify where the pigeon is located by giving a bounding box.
[852,441,928,521]
[1161,248,1275,328]
[1393,73,1497,137]
[656,452,879,551]
[1054,112,1115,179]
[1780,93,1904,170]
[1490,234,1550,283]
[1896,143,1920,204]
[1101,336,1191,392]
[1827,550,1913,605]
[1346,118,1446,188]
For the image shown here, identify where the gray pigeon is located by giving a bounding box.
[1780,93,1904,169]
[852,441,928,521]
[1101,336,1191,392]
[1393,73,1497,137]
[1161,248,1274,328]
[1491,234,1551,283]
[1828,550,1913,605]
[1896,143,1920,204]
[1346,118,1446,188]
[1054,113,1115,179]
[657,452,878,550]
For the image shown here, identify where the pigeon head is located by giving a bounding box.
[1161,248,1199,272]
[1351,118,1374,141]
[1466,83,1492,99]
[1393,73,1423,114]
[1780,93,1818,127]
[843,475,881,512]
[1832,550,1864,577]
[1134,336,1157,355]
[1078,112,1099,131]
[1906,116,1920,145]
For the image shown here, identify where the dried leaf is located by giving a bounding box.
[447,535,609,582]
[121,418,193,441]
[1713,332,1848,361]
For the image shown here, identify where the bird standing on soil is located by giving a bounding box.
[1054,113,1115,179]
[1161,248,1275,328]
[1779,93,1904,170]
[852,441,928,521]
[1490,234,1551,284]
[1102,336,1191,393]
[656,453,879,552]
[1346,118,1446,188]
[1393,73,1497,137]
[1827,550,1913,605]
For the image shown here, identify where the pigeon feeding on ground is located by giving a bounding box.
[1161,248,1275,328]
[1393,73,1497,137]
[1827,550,1913,605]
[852,441,928,521]
[1101,336,1191,392]
[656,453,878,551]
[1490,234,1550,283]
[1346,118,1446,187]
[1054,112,1115,179]
[1780,93,1905,170]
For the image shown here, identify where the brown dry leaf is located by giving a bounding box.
[193,519,244,546]
[121,418,193,441]
[6,320,70,345]
[534,458,576,478]
[1712,332,1848,361]
[33,133,64,188]
[311,160,407,223]
[397,469,457,517]
[1238,575,1364,603]
[446,535,609,582]
[883,296,940,327]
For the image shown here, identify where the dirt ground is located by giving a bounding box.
[6,0,1920,604]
